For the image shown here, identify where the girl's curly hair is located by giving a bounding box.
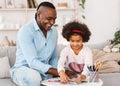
[62,21,91,42]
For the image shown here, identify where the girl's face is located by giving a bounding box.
[70,34,83,51]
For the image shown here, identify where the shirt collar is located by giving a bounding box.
[32,18,40,31]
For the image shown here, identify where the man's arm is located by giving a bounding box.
[48,46,59,77]
[18,28,53,76]
[46,68,59,77]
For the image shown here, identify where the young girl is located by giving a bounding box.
[58,21,93,84]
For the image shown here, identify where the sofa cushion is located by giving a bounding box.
[92,48,120,62]
[7,46,16,67]
[0,46,16,67]
[0,56,10,78]
[92,48,120,73]
[0,78,16,86]
[99,60,120,73]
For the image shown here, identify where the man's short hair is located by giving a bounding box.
[37,2,55,11]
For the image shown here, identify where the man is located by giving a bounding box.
[10,2,59,86]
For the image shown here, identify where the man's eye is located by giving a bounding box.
[47,18,51,20]
[47,18,56,21]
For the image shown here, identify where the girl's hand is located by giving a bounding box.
[75,74,86,83]
[59,70,70,84]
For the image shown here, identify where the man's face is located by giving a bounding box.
[37,6,57,31]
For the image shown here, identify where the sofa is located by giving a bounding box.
[0,46,17,86]
[0,44,120,86]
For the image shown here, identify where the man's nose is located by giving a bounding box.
[50,19,55,25]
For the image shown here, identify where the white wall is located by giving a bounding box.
[82,0,120,45]
[58,0,120,46]
[0,0,120,46]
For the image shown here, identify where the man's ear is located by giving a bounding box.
[36,11,41,16]
[36,11,41,18]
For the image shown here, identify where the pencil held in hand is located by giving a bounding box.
[96,61,102,70]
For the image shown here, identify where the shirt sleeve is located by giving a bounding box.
[81,47,93,76]
[57,47,67,73]
[49,45,59,68]
[18,29,52,76]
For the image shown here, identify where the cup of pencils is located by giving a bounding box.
[87,62,102,82]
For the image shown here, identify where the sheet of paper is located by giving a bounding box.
[41,77,90,86]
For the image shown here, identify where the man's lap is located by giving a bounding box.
[12,66,42,86]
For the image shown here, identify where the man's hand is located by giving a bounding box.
[46,68,59,77]
[65,70,77,78]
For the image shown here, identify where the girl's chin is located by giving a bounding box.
[73,48,79,50]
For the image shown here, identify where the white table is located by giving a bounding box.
[41,77,103,86]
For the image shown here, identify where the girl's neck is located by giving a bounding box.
[73,45,83,55]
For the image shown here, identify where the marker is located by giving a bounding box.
[87,66,93,72]
[87,66,91,71]
[80,81,88,83]
[93,65,96,71]
[48,80,60,82]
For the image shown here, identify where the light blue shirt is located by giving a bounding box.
[10,18,58,77]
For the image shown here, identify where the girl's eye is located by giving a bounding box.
[77,40,81,42]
